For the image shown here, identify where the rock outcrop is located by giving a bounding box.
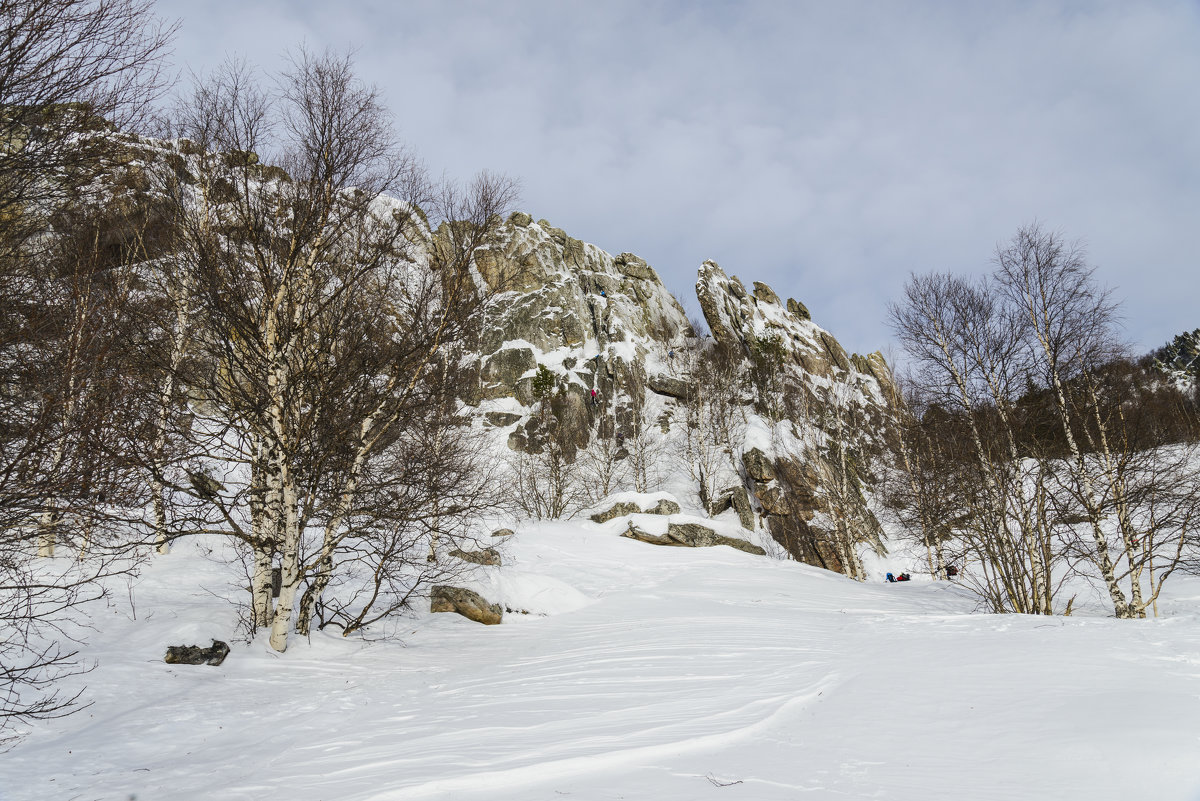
[430,586,503,625]
[708,486,756,531]
[621,521,766,556]
[590,496,682,523]
[474,215,690,358]
[462,221,895,575]
[694,261,893,569]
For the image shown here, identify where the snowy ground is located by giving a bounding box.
[5,521,1200,801]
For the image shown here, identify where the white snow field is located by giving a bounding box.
[5,521,1200,801]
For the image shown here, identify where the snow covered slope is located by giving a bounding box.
[5,522,1200,801]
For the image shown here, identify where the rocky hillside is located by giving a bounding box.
[29,120,901,578]
[465,212,897,573]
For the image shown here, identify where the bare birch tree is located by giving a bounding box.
[0,0,173,738]
[890,272,1061,612]
[508,368,589,519]
[678,341,745,513]
[892,223,1200,617]
[167,51,514,650]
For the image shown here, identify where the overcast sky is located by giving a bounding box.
[155,0,1200,357]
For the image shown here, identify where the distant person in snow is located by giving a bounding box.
[886,573,895,583]
[590,389,599,405]
[896,573,911,582]
[599,289,606,297]
[945,565,958,578]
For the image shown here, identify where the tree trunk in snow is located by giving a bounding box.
[36,507,60,558]
[150,269,194,554]
[268,471,301,652]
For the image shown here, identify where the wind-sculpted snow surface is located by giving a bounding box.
[6,524,1200,800]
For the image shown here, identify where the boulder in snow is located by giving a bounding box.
[742,448,775,482]
[430,586,503,625]
[590,502,641,523]
[589,495,681,523]
[164,640,230,666]
[449,547,502,566]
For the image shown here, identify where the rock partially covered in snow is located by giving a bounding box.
[449,547,502,566]
[164,640,230,666]
[589,493,682,523]
[709,485,756,530]
[647,373,693,399]
[430,586,503,625]
[622,520,766,556]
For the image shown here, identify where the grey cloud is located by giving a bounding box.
[155,0,1200,356]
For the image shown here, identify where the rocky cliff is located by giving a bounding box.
[53,118,899,576]
[469,214,896,573]
[694,260,892,573]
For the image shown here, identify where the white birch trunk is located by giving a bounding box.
[251,544,275,630]
[36,507,60,557]
[151,271,194,554]
[36,433,72,558]
[268,467,301,651]
[1045,367,1130,617]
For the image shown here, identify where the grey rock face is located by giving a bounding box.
[462,214,893,578]
[695,261,744,348]
[647,374,693,400]
[666,523,765,555]
[864,350,897,400]
[708,488,734,516]
[742,448,776,482]
[757,485,789,515]
[619,521,764,556]
[693,260,895,573]
[730,486,755,531]
[645,498,682,516]
[819,331,851,372]
[480,348,536,398]
[477,216,690,359]
[753,281,781,305]
[430,586,503,625]
[666,522,723,547]
[766,515,844,573]
[786,297,811,320]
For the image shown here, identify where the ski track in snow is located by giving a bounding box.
[4,526,1200,801]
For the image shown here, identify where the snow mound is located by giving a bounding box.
[465,566,595,617]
